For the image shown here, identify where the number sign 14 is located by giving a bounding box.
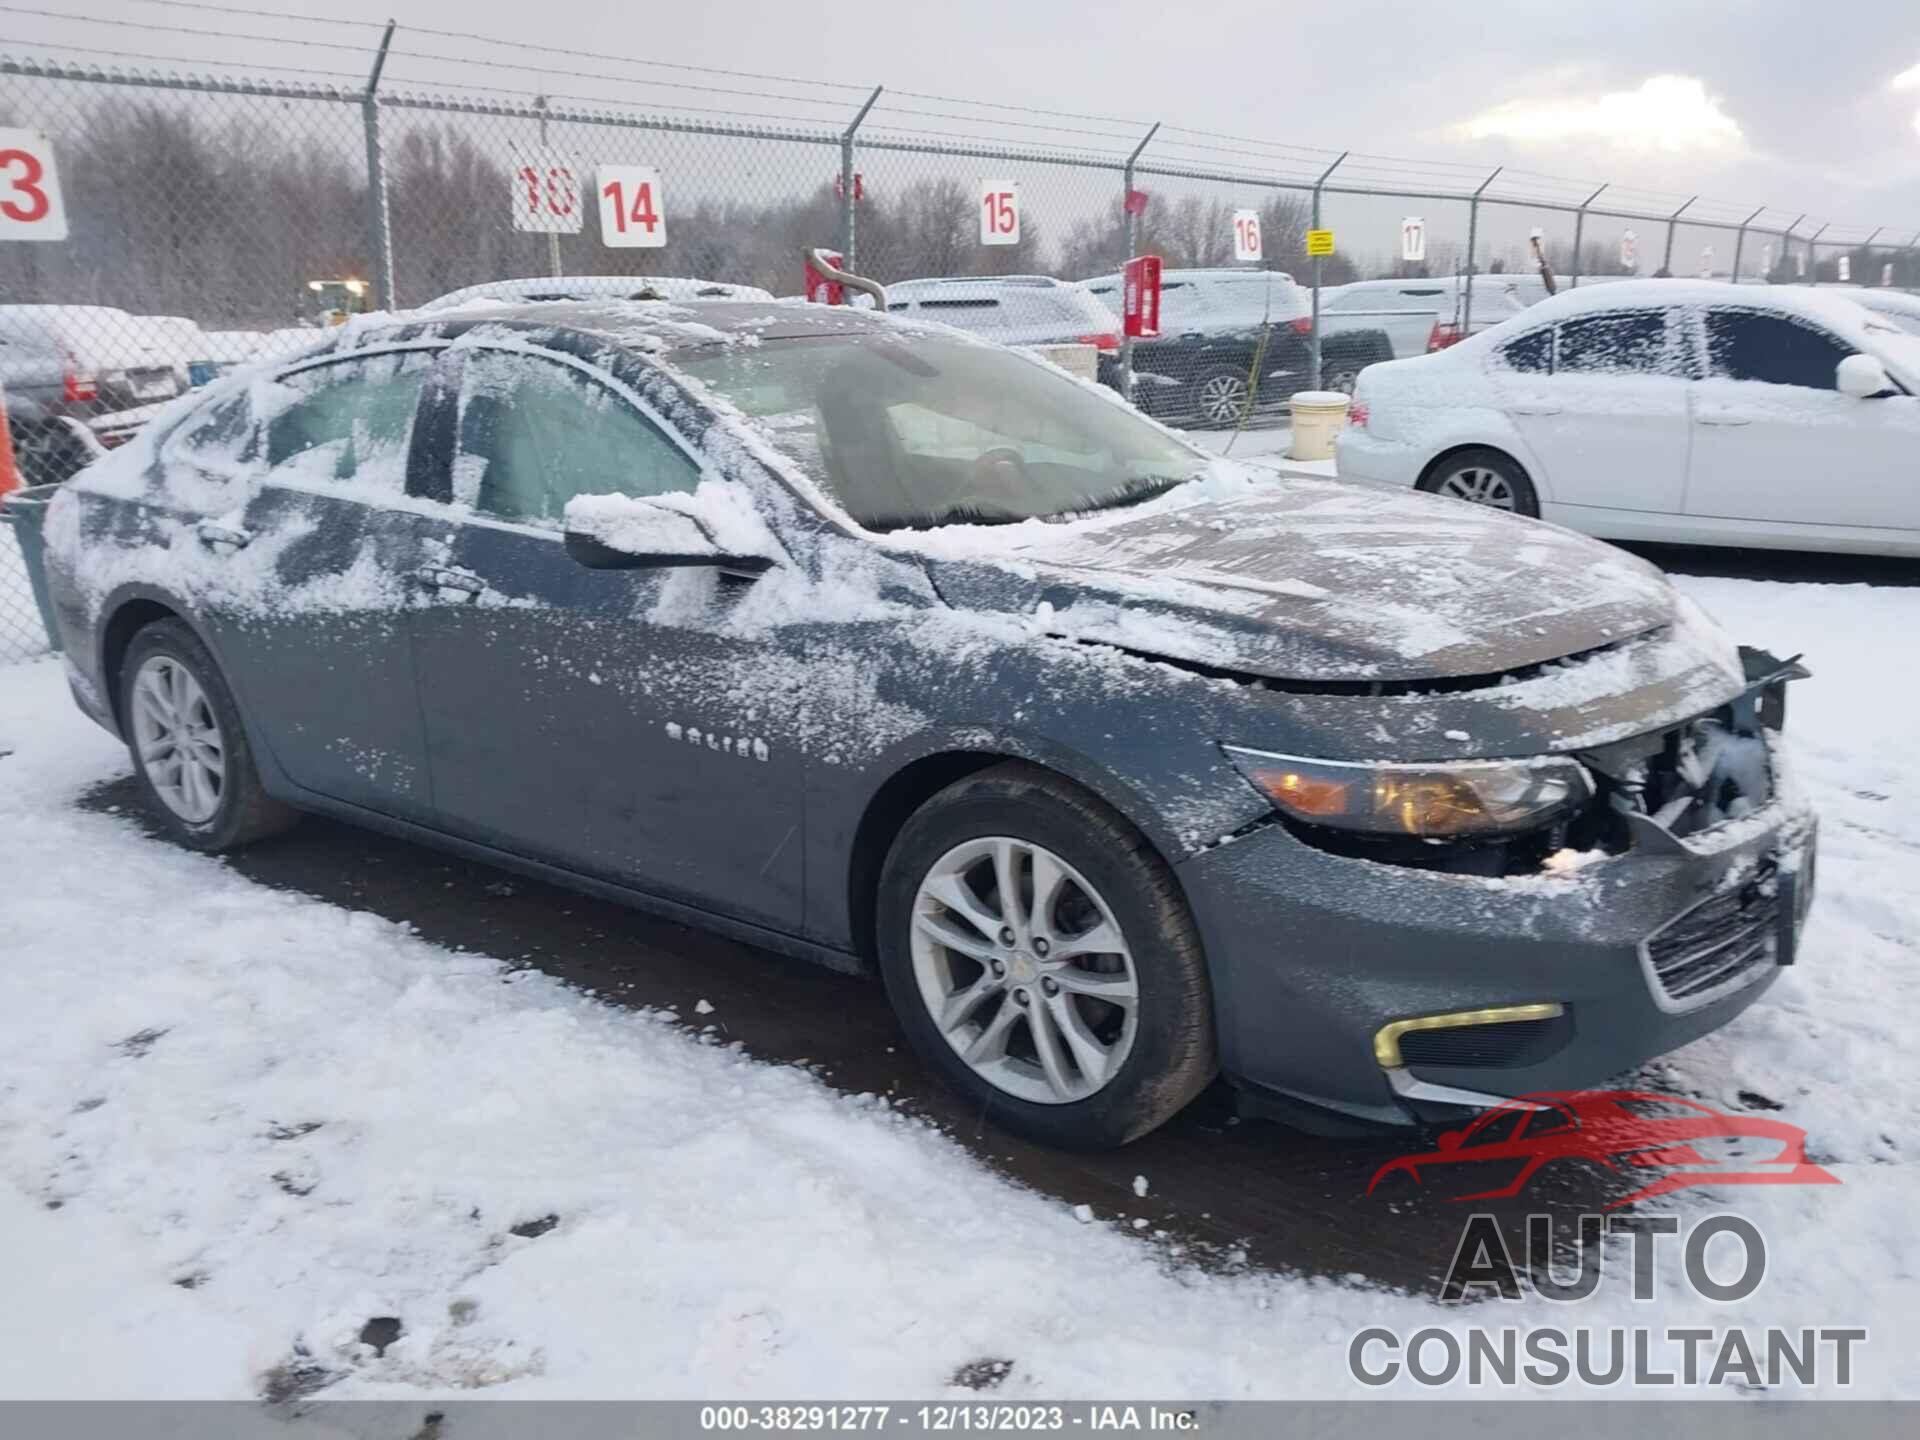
[0,129,69,241]
[599,166,667,248]
[980,181,1019,246]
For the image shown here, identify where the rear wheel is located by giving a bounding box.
[120,618,297,852]
[1417,447,1539,518]
[877,763,1217,1149]
[1192,367,1252,428]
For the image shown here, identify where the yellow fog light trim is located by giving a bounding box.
[1372,1003,1565,1069]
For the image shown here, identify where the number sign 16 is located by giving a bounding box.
[980,181,1019,246]
[1232,209,1262,263]
[599,166,667,248]
[0,129,69,241]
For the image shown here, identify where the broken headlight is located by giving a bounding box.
[1223,746,1594,839]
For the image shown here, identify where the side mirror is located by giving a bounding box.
[562,492,776,574]
[1837,353,1893,399]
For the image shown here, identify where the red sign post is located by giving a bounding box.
[804,250,846,306]
[1121,254,1162,339]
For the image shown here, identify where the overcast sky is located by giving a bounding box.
[15,0,1920,259]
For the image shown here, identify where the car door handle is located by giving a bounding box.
[414,565,486,598]
[1509,402,1562,416]
[1694,409,1752,426]
[195,522,251,552]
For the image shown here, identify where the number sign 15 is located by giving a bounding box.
[980,181,1019,246]
[599,166,667,249]
[0,129,69,242]
[1232,209,1262,263]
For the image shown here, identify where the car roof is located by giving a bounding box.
[1516,278,1871,327]
[887,275,1068,292]
[417,276,775,312]
[312,299,898,363]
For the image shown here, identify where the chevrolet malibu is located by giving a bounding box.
[35,300,1816,1148]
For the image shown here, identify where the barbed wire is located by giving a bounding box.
[2,0,1913,233]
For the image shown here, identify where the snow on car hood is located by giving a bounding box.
[914,473,1687,683]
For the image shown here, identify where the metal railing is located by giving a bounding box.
[4,11,1917,663]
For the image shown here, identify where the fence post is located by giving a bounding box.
[1863,227,1884,284]
[534,96,562,279]
[1118,121,1159,403]
[1461,167,1501,334]
[840,86,882,271]
[1778,214,1805,284]
[1569,183,1605,288]
[1308,152,1347,391]
[360,21,397,310]
[1730,205,1765,284]
[1659,195,1696,276]
[1807,222,1829,284]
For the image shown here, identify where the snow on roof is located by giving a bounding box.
[416,276,775,312]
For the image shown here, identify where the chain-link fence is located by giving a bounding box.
[5,21,1918,663]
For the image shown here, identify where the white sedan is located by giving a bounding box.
[1337,280,1920,556]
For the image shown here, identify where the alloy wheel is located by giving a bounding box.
[1434,464,1518,510]
[908,836,1140,1105]
[1198,374,1249,425]
[132,654,227,823]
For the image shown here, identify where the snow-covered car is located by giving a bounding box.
[1318,276,1530,358]
[417,275,774,311]
[881,275,1118,380]
[1784,285,1920,339]
[1080,268,1394,421]
[1338,280,1920,556]
[33,299,1816,1148]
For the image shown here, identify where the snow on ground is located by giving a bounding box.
[0,572,1915,1400]
[1184,423,1336,472]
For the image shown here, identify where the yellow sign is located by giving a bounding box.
[1306,229,1335,256]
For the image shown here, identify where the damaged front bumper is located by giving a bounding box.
[1177,653,1819,1131]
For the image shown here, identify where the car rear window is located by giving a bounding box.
[1555,309,1677,376]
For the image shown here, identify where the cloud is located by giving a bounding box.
[1452,74,1744,152]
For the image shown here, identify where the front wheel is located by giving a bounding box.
[120,618,298,852]
[876,763,1217,1149]
[1417,447,1540,518]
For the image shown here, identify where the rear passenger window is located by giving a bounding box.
[266,350,431,488]
[1496,329,1552,373]
[1704,309,1853,390]
[1555,310,1676,376]
[454,351,700,526]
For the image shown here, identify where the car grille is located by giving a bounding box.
[1645,863,1780,1006]
[1398,1015,1571,1069]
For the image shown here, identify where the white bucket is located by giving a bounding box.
[1288,390,1351,461]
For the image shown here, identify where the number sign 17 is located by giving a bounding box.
[980,181,1019,246]
[599,166,667,248]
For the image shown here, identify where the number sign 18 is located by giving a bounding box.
[599,166,667,248]
[980,181,1019,246]
[0,129,69,242]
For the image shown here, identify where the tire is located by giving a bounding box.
[876,762,1217,1149]
[1417,447,1540,518]
[119,618,298,852]
[1190,366,1252,428]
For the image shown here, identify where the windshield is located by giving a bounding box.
[677,335,1210,531]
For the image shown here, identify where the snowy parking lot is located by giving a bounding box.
[1,553,1915,1399]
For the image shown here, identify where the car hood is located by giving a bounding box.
[917,474,1686,683]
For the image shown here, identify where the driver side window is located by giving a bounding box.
[454,351,701,526]
[1704,309,1852,391]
